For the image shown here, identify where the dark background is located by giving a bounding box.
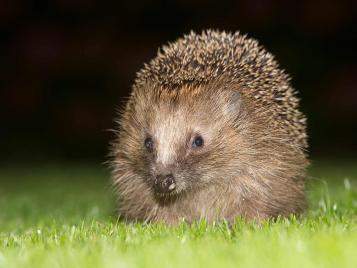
[1,0,356,163]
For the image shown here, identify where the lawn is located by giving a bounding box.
[0,160,356,268]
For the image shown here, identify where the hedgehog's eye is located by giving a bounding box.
[144,137,153,152]
[192,135,204,148]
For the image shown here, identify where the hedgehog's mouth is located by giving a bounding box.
[152,186,185,205]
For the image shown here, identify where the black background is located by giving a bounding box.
[1,0,356,163]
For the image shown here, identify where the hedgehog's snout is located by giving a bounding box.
[154,174,176,194]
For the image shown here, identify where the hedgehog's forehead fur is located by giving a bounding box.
[132,30,307,148]
[131,80,241,136]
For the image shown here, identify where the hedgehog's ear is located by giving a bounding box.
[223,91,241,121]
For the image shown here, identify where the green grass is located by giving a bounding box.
[0,160,356,268]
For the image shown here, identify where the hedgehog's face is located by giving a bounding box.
[141,107,212,196]
[130,86,244,197]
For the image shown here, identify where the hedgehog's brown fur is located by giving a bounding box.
[111,30,309,224]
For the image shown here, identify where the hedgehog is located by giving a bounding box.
[111,30,308,224]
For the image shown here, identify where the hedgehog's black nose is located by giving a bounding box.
[154,174,176,194]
